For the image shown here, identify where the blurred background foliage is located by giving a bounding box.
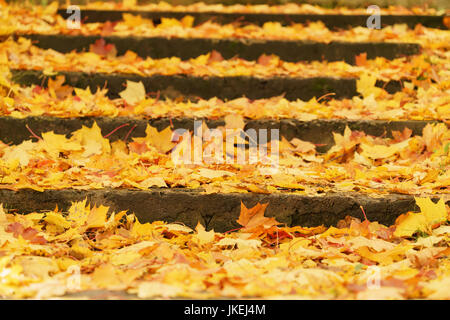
[5,0,450,10]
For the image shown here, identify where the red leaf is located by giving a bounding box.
[90,39,117,58]
[207,50,224,63]
[257,54,273,66]
[101,21,117,36]
[32,85,43,95]
[6,222,47,244]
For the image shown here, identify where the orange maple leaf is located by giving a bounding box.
[355,52,367,66]
[444,16,450,29]
[207,50,224,63]
[89,39,117,58]
[237,202,279,232]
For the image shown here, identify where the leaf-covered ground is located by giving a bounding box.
[2,37,448,81]
[0,1,449,300]
[9,1,445,15]
[0,197,448,299]
[3,3,449,46]
[1,70,449,121]
[0,120,448,195]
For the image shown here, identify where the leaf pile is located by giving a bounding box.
[2,37,449,83]
[56,1,446,15]
[0,121,448,195]
[0,197,448,299]
[3,7,449,50]
[1,73,448,121]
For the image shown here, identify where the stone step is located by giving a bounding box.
[11,69,404,101]
[0,116,440,152]
[0,188,446,232]
[17,34,421,64]
[57,9,449,29]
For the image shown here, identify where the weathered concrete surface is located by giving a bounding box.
[0,188,446,231]
[56,9,448,29]
[11,69,404,101]
[0,116,441,152]
[17,34,421,64]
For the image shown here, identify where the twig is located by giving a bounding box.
[317,92,336,102]
[124,124,137,143]
[360,205,368,221]
[103,123,129,138]
[25,124,42,141]
[223,227,243,234]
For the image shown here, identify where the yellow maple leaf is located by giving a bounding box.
[86,205,109,229]
[360,139,410,160]
[2,140,34,166]
[356,73,383,98]
[194,223,216,245]
[224,114,245,130]
[356,244,413,265]
[42,2,58,15]
[122,0,137,7]
[119,80,146,105]
[70,122,111,157]
[41,131,82,158]
[394,197,448,237]
[44,211,71,231]
[144,125,176,154]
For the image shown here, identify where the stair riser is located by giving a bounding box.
[1,189,443,231]
[17,34,421,64]
[57,9,449,29]
[0,116,440,152]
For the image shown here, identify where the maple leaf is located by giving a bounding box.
[392,127,412,142]
[422,123,447,153]
[194,223,216,245]
[119,80,146,106]
[394,197,448,238]
[41,131,82,158]
[89,39,117,58]
[6,222,47,244]
[236,202,279,232]
[128,141,150,155]
[356,72,383,98]
[100,21,117,36]
[144,125,176,154]
[224,114,245,130]
[123,13,150,28]
[70,122,111,157]
[47,75,73,99]
[360,139,410,160]
[122,0,137,8]
[355,52,367,66]
[257,54,274,66]
[86,205,109,229]
[207,50,224,63]
[444,16,450,29]
[289,138,316,153]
